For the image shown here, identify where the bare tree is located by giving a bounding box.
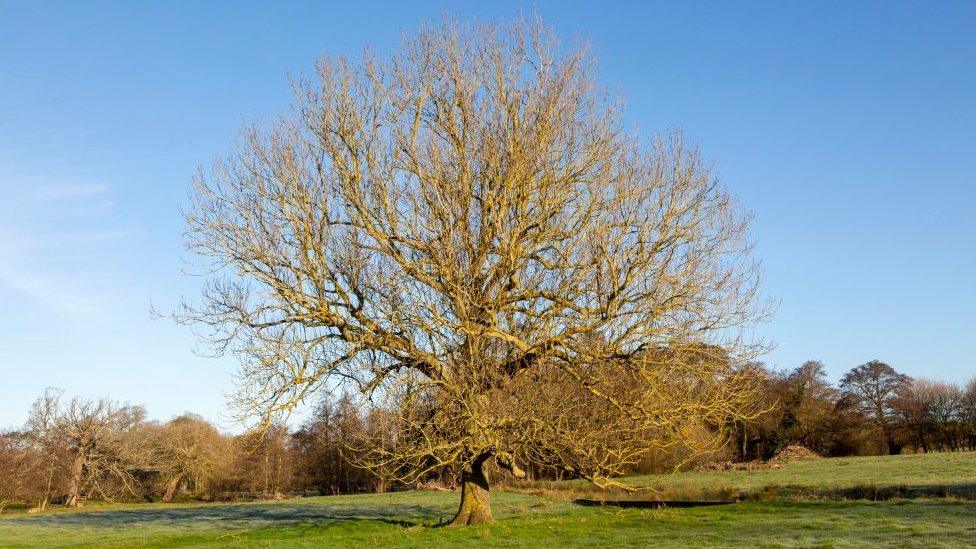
[26,389,147,507]
[181,17,769,524]
[926,381,964,451]
[0,431,44,513]
[291,395,387,495]
[963,379,976,449]
[892,378,935,453]
[148,414,231,502]
[840,360,910,454]
[231,424,295,499]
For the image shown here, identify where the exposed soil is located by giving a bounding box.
[769,445,823,463]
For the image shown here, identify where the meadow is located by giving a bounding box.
[1,451,974,548]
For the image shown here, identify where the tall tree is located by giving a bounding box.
[180,17,769,524]
[840,360,910,454]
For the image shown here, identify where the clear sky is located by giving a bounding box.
[1,1,973,430]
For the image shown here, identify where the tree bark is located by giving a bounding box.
[447,453,493,526]
[162,472,183,502]
[65,455,85,507]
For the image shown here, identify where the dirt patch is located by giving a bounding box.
[769,445,822,464]
[696,445,822,472]
[696,460,768,472]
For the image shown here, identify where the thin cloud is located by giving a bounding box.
[0,340,77,350]
[0,181,137,321]
[32,183,108,201]
[0,227,140,254]
[77,228,142,242]
[0,265,105,319]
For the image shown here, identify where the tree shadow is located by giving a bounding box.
[823,482,976,501]
[565,481,976,505]
[729,481,976,502]
[8,501,443,530]
[574,499,731,508]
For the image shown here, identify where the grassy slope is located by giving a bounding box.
[1,451,974,548]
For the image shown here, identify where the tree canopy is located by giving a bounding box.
[181,17,770,524]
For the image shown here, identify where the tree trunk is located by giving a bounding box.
[447,453,493,526]
[883,429,900,455]
[162,472,183,502]
[740,421,749,460]
[65,455,84,507]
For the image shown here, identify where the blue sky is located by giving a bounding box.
[1,1,973,430]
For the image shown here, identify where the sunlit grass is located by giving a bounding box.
[2,498,974,548]
[2,451,974,547]
[512,450,976,502]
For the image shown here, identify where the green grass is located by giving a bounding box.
[2,451,975,547]
[517,450,976,501]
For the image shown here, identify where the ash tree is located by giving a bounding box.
[181,18,769,525]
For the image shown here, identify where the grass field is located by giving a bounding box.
[515,449,976,502]
[1,451,974,548]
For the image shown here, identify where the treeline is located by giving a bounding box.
[2,360,974,512]
[732,360,976,460]
[0,391,389,512]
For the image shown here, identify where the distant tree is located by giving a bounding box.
[962,379,976,450]
[777,362,836,450]
[179,17,769,524]
[0,431,44,513]
[893,378,970,453]
[892,379,935,452]
[25,389,148,507]
[840,361,910,454]
[739,361,864,459]
[148,414,231,501]
[231,424,294,498]
[291,395,383,495]
[724,363,775,460]
[926,381,964,451]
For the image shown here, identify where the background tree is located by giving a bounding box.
[148,414,231,502]
[772,361,866,456]
[733,361,865,460]
[926,381,964,451]
[25,389,148,507]
[180,17,769,524]
[773,361,835,453]
[892,378,935,452]
[893,378,972,453]
[726,363,780,460]
[0,431,44,513]
[291,395,384,495]
[840,360,910,454]
[230,424,295,499]
[962,379,976,449]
